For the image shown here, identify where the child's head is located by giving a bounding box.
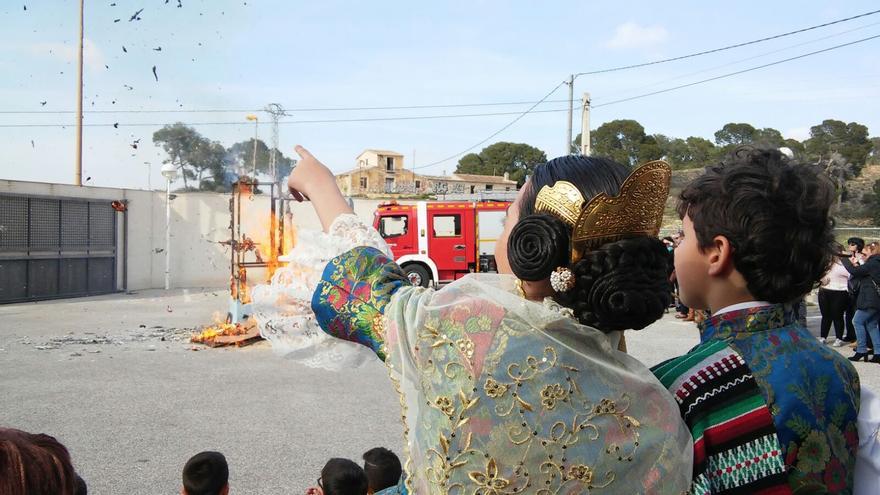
[362,447,402,493]
[319,458,368,495]
[0,428,78,495]
[675,146,835,311]
[182,451,228,495]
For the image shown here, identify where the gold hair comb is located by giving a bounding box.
[533,160,672,263]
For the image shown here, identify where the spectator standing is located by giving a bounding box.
[841,241,880,362]
[819,248,851,347]
[845,237,867,342]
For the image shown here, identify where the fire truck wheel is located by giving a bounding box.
[403,264,431,288]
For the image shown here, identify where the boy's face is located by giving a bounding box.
[674,214,710,310]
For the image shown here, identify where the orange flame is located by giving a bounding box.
[191,312,251,345]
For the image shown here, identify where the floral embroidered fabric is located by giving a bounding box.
[309,241,692,493]
[256,215,693,493]
[689,304,860,493]
[251,214,392,369]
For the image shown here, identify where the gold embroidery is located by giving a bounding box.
[468,458,513,495]
[540,383,567,410]
[387,291,653,494]
[484,378,508,398]
[456,337,475,360]
[435,396,455,417]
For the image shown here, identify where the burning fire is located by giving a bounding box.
[191,313,255,346]
[195,204,297,348]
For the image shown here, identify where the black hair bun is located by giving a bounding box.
[508,214,571,281]
[556,236,672,332]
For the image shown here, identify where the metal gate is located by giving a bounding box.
[0,194,118,303]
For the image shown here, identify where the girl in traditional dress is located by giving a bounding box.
[253,146,692,494]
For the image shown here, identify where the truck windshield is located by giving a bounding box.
[379,215,408,238]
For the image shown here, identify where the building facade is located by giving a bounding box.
[336,149,518,198]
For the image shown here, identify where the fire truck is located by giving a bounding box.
[373,200,510,287]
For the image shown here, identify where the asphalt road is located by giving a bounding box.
[0,289,875,494]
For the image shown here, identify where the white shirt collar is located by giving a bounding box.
[713,301,772,317]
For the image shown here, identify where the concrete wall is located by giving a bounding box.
[0,180,385,291]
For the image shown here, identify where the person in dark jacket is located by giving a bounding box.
[844,237,867,341]
[841,240,880,362]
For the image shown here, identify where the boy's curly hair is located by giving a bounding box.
[677,145,836,303]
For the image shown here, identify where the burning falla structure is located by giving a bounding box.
[191,179,295,347]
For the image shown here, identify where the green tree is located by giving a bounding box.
[591,119,649,167]
[455,142,547,185]
[661,137,691,168]
[685,136,717,167]
[752,127,785,147]
[821,152,856,210]
[714,123,757,147]
[869,136,880,164]
[805,119,872,175]
[193,141,234,191]
[228,139,297,184]
[152,123,213,190]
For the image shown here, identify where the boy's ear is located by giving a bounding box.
[706,234,735,277]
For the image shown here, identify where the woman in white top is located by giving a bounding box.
[820,245,851,346]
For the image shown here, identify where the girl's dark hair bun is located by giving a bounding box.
[508,214,570,281]
[556,236,672,332]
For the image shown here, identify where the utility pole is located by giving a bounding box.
[565,74,574,155]
[264,103,290,184]
[75,0,84,186]
[580,92,591,155]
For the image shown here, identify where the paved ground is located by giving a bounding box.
[1,290,875,494]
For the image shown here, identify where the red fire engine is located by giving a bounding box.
[373,200,510,287]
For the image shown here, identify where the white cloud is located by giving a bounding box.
[30,38,105,71]
[784,127,811,141]
[604,22,669,49]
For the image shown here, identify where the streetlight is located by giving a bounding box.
[160,163,179,290]
[246,114,259,181]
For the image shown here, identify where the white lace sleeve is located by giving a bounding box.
[250,213,391,370]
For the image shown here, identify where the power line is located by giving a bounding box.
[409,32,880,171]
[574,8,880,76]
[7,10,878,117]
[595,20,880,100]
[409,81,568,171]
[0,107,572,129]
[0,99,575,115]
[4,34,876,132]
[591,32,880,109]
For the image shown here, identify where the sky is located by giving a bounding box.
[1,0,879,190]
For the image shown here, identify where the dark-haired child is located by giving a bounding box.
[362,447,405,495]
[306,458,368,495]
[182,451,228,495]
[651,146,860,494]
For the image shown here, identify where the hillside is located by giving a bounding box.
[662,164,880,230]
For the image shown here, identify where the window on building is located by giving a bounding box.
[359,177,368,189]
[386,157,395,172]
[379,215,408,238]
[506,186,511,191]
[470,185,475,194]
[485,184,493,191]
[385,177,395,192]
[433,214,462,237]
[415,180,421,189]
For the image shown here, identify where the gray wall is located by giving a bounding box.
[0,180,385,291]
